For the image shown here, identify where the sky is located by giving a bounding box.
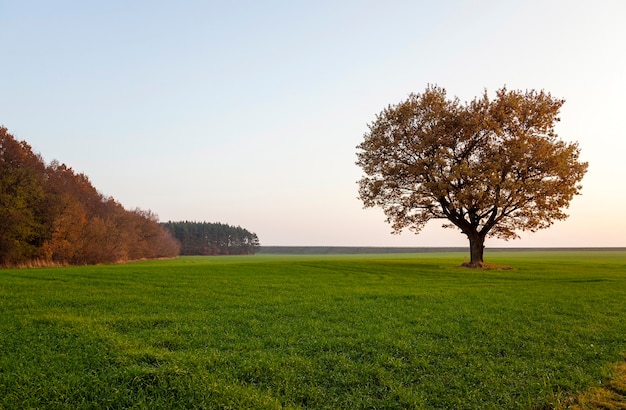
[2,1,625,248]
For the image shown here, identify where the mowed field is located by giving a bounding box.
[1,251,625,409]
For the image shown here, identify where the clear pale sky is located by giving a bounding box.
[2,1,625,247]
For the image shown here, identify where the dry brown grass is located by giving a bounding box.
[563,360,626,409]
[460,261,515,270]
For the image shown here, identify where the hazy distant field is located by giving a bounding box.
[1,251,625,409]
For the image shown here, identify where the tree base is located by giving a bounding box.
[460,262,514,270]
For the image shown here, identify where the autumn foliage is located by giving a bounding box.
[357,86,588,266]
[0,126,180,266]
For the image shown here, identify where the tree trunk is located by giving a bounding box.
[467,234,485,267]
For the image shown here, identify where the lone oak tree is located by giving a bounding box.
[356,85,588,267]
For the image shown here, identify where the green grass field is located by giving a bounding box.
[1,251,625,409]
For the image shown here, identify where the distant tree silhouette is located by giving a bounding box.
[162,221,260,255]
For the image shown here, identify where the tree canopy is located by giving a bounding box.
[356,85,588,266]
[0,126,180,266]
[162,221,260,256]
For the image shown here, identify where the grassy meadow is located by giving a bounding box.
[1,251,625,409]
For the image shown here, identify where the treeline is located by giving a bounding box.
[0,126,180,267]
[162,221,260,255]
